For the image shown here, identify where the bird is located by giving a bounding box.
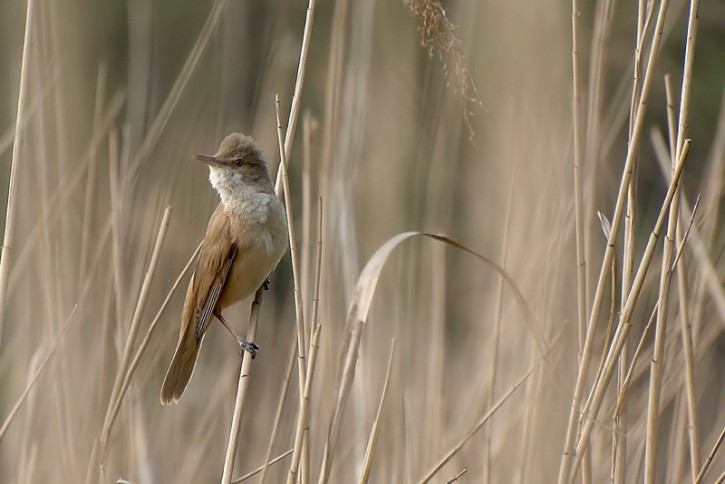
[160,132,288,405]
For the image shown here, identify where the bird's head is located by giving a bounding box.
[195,132,272,188]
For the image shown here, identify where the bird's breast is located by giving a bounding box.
[217,195,288,308]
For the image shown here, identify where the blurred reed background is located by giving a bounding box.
[0,0,724,482]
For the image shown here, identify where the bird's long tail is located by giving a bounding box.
[160,330,202,405]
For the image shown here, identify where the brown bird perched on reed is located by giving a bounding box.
[160,132,288,405]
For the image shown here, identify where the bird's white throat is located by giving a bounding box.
[208,166,275,224]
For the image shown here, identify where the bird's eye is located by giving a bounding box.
[233,158,244,167]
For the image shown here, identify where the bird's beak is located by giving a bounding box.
[194,154,232,168]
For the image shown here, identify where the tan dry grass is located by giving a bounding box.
[1,0,724,483]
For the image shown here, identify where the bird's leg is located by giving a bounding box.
[214,309,259,358]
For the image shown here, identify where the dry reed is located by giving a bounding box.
[1,0,724,482]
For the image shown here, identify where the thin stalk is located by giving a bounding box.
[129,0,229,182]
[107,241,202,434]
[303,196,324,484]
[584,0,615,168]
[518,342,541,484]
[79,64,107,280]
[568,139,690,483]
[485,157,517,484]
[612,194,698,419]
[318,0,348,184]
[571,0,586,362]
[262,0,318,476]
[310,197,323,342]
[0,0,37,348]
[232,450,293,484]
[615,1,650,480]
[614,304,657,417]
[7,89,125,293]
[286,324,322,484]
[675,220,700,480]
[613,0,645,473]
[0,305,78,440]
[259,337,298,484]
[358,339,396,484]
[223,88,307,484]
[220,287,266,484]
[87,206,171,482]
[97,207,172,462]
[694,424,725,484]
[283,0,317,164]
[673,0,700,160]
[300,112,314,337]
[275,95,308,415]
[643,158,680,484]
[418,364,539,484]
[446,469,468,483]
[668,395,690,481]
[666,71,701,481]
[666,0,702,477]
[562,0,587,482]
[423,243,445,469]
[558,0,673,478]
[689,92,725,340]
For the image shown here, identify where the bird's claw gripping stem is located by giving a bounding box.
[237,338,259,359]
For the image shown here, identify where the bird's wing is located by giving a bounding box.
[160,205,237,405]
[183,205,238,344]
[194,243,237,341]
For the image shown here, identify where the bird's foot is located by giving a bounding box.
[237,338,259,359]
[263,277,271,291]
